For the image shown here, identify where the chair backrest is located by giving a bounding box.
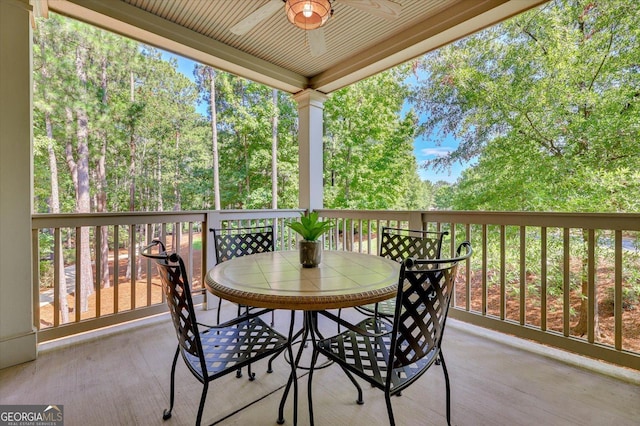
[379,227,448,262]
[211,225,274,263]
[389,242,472,369]
[141,240,206,374]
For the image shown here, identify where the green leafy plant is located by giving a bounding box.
[286,211,334,241]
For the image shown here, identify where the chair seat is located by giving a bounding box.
[183,317,289,380]
[316,317,438,394]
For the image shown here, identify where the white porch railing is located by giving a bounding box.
[318,209,640,371]
[31,209,303,342]
[32,209,640,370]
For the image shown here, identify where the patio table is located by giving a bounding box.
[205,250,400,425]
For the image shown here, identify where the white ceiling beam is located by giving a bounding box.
[311,0,548,93]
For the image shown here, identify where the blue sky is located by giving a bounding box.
[162,51,467,183]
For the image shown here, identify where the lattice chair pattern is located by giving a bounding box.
[309,242,472,426]
[356,227,449,318]
[141,239,291,426]
[210,226,275,326]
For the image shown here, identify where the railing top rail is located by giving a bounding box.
[317,209,416,221]
[421,211,640,230]
[32,211,208,228]
[317,209,640,231]
[216,209,304,220]
[32,209,640,231]
[31,209,305,229]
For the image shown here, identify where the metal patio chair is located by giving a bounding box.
[309,242,472,426]
[356,226,448,318]
[141,239,292,426]
[210,225,275,326]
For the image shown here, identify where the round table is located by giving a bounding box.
[205,250,400,311]
[205,250,400,426]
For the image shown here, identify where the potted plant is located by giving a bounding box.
[286,211,334,267]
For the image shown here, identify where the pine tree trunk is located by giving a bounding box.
[126,71,136,282]
[39,34,70,323]
[173,130,181,211]
[97,56,110,288]
[74,43,95,312]
[573,229,599,337]
[46,112,70,323]
[77,116,95,312]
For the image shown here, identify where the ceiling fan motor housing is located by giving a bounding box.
[285,0,334,30]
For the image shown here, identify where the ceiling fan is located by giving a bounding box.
[230,0,402,57]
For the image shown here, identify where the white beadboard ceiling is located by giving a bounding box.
[47,0,547,94]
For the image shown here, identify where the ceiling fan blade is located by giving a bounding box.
[341,0,402,20]
[308,28,327,57]
[230,0,282,36]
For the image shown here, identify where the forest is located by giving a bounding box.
[33,0,639,219]
[32,14,430,216]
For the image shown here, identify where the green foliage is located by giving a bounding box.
[286,212,334,241]
[415,0,640,213]
[32,13,303,214]
[323,66,428,210]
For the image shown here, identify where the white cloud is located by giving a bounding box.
[419,147,453,158]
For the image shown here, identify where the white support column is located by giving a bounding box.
[293,89,327,211]
[0,0,37,368]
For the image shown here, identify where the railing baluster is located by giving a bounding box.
[114,225,119,314]
[146,223,152,306]
[75,227,81,323]
[96,225,102,319]
[563,228,571,337]
[588,229,595,344]
[541,226,547,332]
[500,225,506,320]
[614,230,622,351]
[187,222,194,289]
[481,224,487,315]
[520,226,526,325]
[130,224,136,310]
[54,228,61,327]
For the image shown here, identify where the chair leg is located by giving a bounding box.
[247,362,255,381]
[384,391,396,426]
[267,350,278,373]
[440,350,451,426]
[163,347,180,421]
[235,304,247,379]
[340,366,364,405]
[195,381,209,426]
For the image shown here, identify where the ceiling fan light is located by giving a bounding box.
[285,0,332,31]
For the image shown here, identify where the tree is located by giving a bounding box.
[324,66,425,210]
[194,65,221,209]
[33,20,70,321]
[414,0,640,213]
[413,0,640,336]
